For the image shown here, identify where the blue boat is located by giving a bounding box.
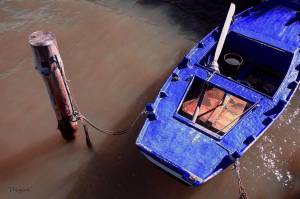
[136,0,300,186]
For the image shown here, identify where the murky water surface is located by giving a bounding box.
[0,0,299,198]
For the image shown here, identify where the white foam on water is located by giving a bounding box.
[256,135,294,187]
[278,107,300,128]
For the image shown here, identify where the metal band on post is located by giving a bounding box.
[29,31,78,141]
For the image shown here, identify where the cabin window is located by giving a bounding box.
[176,77,252,138]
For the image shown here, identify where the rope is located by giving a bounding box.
[234,159,248,199]
[83,122,93,148]
[78,110,146,136]
[54,55,80,121]
[54,55,145,148]
[77,111,145,148]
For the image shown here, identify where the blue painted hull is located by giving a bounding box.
[136,0,300,186]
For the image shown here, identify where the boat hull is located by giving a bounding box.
[136,0,300,186]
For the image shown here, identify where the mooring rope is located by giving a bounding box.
[74,110,145,149]
[55,56,146,148]
[234,159,248,199]
[78,110,146,136]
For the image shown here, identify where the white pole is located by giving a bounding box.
[192,3,236,123]
[211,3,236,72]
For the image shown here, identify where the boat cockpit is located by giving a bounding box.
[178,77,252,138]
[200,31,292,97]
[177,32,292,138]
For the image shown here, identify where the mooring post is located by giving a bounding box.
[29,31,78,141]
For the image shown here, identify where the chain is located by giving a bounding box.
[234,159,248,199]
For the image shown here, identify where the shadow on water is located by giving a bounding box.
[0,135,65,180]
[87,0,263,41]
[67,67,201,199]
[136,0,262,39]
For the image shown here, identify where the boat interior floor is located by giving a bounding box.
[179,78,251,136]
[219,59,283,96]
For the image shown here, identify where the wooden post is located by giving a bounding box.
[29,31,78,141]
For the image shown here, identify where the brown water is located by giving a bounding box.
[0,0,299,198]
